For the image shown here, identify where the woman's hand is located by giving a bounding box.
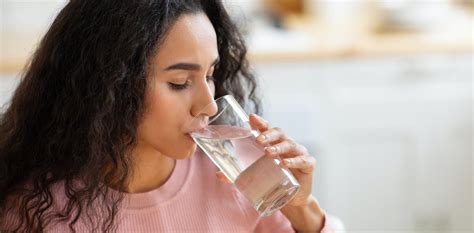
[216,114,326,232]
[249,114,316,207]
[215,113,317,206]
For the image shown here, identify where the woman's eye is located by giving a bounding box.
[168,81,190,90]
[168,77,213,91]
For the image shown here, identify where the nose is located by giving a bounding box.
[191,81,218,118]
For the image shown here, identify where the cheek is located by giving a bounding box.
[137,89,196,158]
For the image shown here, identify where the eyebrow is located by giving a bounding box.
[164,57,220,71]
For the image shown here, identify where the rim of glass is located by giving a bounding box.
[207,95,248,125]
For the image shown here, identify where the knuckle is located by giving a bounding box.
[284,141,294,152]
[301,157,309,166]
[275,143,285,153]
[274,127,283,134]
[289,140,298,150]
[270,128,280,136]
[301,146,309,155]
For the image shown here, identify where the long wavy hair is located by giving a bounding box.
[0,0,261,232]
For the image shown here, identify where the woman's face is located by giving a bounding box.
[136,13,219,159]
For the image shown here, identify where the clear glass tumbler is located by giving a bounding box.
[189,95,300,216]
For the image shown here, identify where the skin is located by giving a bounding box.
[127,12,325,232]
[126,12,219,193]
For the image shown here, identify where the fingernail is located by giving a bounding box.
[284,158,292,165]
[265,146,277,154]
[257,135,266,142]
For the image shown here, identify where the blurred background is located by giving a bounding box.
[0,0,472,232]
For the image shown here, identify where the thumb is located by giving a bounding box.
[249,114,269,132]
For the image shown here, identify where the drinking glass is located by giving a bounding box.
[189,95,300,216]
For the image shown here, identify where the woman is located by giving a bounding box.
[0,0,335,232]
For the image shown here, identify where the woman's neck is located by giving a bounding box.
[124,142,176,193]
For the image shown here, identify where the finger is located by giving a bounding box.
[249,114,269,132]
[256,127,287,145]
[282,155,317,174]
[264,140,308,157]
[216,171,232,184]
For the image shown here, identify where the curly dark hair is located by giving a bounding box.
[0,0,261,232]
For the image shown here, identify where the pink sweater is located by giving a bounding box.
[2,149,335,232]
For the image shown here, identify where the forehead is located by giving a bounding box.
[152,13,218,67]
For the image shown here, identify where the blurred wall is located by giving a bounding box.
[255,53,472,232]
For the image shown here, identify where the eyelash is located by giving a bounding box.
[169,76,215,91]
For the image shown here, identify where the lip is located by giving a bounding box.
[185,133,195,142]
[186,126,206,134]
[185,125,206,141]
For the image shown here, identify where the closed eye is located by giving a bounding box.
[168,75,215,91]
[168,80,190,90]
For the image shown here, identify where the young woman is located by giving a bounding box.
[0,0,335,232]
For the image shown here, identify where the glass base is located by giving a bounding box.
[254,178,300,217]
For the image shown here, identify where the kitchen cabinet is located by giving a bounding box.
[255,52,472,232]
